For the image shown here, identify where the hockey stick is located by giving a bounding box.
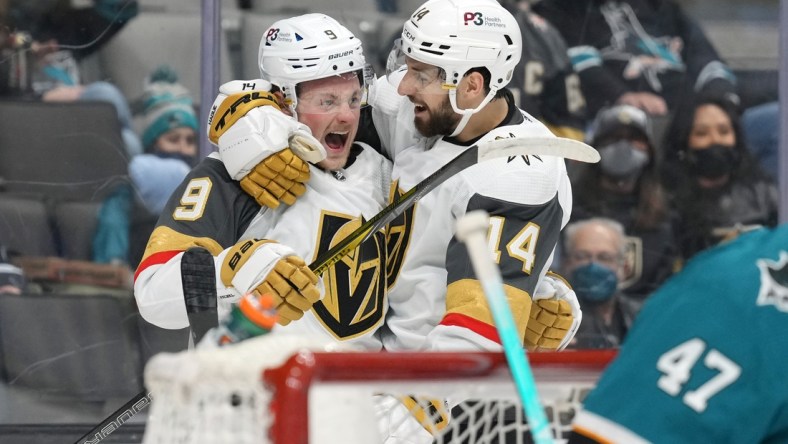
[309,136,598,276]
[455,210,554,444]
[74,136,596,444]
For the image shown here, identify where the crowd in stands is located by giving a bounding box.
[0,0,781,352]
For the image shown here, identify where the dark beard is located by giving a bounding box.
[414,97,460,138]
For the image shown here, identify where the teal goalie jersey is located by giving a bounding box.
[571,224,788,444]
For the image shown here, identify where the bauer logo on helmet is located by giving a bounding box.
[328,50,354,60]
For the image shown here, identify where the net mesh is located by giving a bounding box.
[141,334,612,444]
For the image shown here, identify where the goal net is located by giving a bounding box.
[141,334,615,444]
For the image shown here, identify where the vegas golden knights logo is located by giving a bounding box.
[312,211,387,340]
[386,180,416,289]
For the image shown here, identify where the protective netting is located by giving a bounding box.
[142,334,611,444]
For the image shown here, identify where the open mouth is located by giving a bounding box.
[324,131,349,151]
[413,104,427,116]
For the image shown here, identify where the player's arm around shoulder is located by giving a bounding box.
[208,79,327,209]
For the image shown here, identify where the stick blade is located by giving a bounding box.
[478,136,599,163]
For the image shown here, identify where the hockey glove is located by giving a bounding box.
[525,272,582,351]
[219,238,322,326]
[207,80,326,209]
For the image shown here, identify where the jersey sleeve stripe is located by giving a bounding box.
[135,250,182,281]
[440,312,502,345]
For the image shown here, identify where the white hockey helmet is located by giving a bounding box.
[258,13,370,111]
[391,0,521,135]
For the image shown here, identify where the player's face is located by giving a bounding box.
[688,104,736,149]
[156,127,197,157]
[397,57,460,138]
[296,73,362,171]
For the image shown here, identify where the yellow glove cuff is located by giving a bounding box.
[208,90,281,144]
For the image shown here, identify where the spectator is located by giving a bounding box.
[130,65,198,215]
[0,0,142,156]
[533,0,739,121]
[1,0,138,61]
[663,94,779,261]
[561,217,642,349]
[572,104,678,300]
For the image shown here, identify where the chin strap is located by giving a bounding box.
[447,89,498,138]
[449,109,475,137]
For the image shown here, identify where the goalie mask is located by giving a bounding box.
[386,0,521,136]
[259,13,373,116]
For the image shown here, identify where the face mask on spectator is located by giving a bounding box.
[686,144,739,179]
[571,262,618,304]
[598,140,649,181]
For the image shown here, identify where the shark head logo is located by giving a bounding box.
[756,251,788,313]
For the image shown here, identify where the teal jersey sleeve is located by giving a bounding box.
[572,225,788,444]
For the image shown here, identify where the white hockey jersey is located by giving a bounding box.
[243,146,391,350]
[377,101,573,352]
[134,144,391,350]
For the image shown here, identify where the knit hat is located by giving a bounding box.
[139,65,198,151]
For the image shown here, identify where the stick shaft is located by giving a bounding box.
[310,136,598,275]
[457,211,554,444]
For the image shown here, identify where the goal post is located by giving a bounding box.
[266,350,616,444]
[141,334,616,444]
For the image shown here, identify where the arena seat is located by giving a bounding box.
[0,100,132,261]
[0,100,130,203]
[0,195,58,258]
[99,12,235,103]
[53,201,100,262]
[0,293,143,401]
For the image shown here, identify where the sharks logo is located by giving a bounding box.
[599,2,685,92]
[312,211,387,339]
[756,251,788,313]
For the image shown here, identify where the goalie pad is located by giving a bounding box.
[525,272,582,351]
[218,239,323,326]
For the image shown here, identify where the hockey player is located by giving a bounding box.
[133,14,391,349]
[569,224,788,443]
[374,0,581,352]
